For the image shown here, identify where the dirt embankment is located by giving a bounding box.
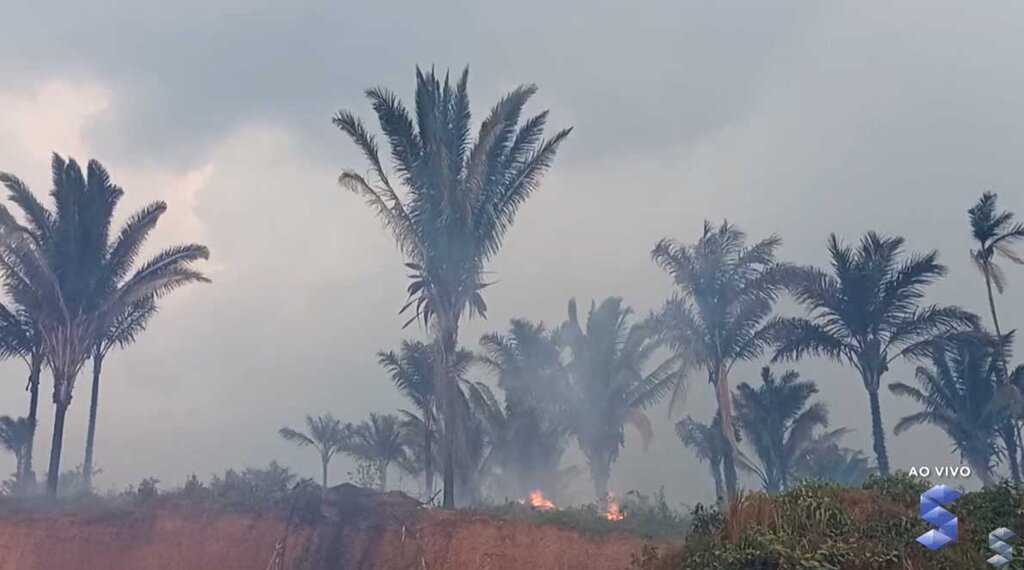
[0,487,670,570]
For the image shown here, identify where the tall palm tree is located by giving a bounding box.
[479,319,568,497]
[968,192,1024,337]
[558,297,679,503]
[651,221,793,502]
[279,413,350,489]
[888,332,1013,485]
[334,67,570,507]
[345,413,407,491]
[0,415,33,490]
[378,341,473,499]
[675,414,731,502]
[733,367,829,493]
[770,232,977,475]
[0,155,209,496]
[82,297,157,491]
[0,307,43,484]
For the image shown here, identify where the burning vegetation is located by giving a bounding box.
[519,490,626,522]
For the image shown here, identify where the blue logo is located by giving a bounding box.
[988,527,1015,568]
[917,484,960,550]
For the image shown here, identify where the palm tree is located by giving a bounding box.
[792,440,876,486]
[558,297,679,503]
[345,413,407,491]
[888,332,1013,485]
[0,307,43,484]
[968,192,1024,337]
[457,380,507,503]
[394,411,439,496]
[378,341,473,499]
[0,155,210,496]
[479,319,568,497]
[651,221,793,502]
[82,298,158,491]
[675,414,731,502]
[770,232,977,475]
[733,367,829,493]
[0,416,33,490]
[334,67,570,507]
[379,341,438,498]
[279,413,350,489]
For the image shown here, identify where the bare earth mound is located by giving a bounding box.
[0,486,669,570]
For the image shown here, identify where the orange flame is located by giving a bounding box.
[603,492,625,521]
[527,490,555,510]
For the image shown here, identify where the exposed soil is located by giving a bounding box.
[0,486,672,570]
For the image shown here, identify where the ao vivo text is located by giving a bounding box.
[908,465,972,478]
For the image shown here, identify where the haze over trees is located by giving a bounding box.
[2,67,1024,513]
[333,67,571,508]
[651,222,792,502]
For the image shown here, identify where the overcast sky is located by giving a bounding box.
[1,1,1023,506]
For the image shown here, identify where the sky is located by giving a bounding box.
[1,0,1023,506]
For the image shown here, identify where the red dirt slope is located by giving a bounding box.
[0,491,667,570]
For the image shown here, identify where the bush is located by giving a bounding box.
[655,477,1024,570]
[208,461,299,509]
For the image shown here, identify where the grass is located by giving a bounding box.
[481,489,691,539]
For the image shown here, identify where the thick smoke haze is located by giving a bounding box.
[0,1,1022,505]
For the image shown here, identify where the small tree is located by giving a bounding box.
[734,368,829,493]
[344,413,406,491]
[968,192,1024,337]
[888,332,1015,485]
[0,416,33,492]
[558,297,680,503]
[279,414,349,489]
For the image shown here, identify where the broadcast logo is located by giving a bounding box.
[917,484,960,550]
[988,527,1015,568]
[916,484,1016,567]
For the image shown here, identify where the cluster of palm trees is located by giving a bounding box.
[0,66,1016,511]
[279,412,406,492]
[334,67,1024,507]
[0,156,209,497]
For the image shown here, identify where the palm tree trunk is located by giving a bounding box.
[22,353,42,484]
[591,459,610,505]
[1002,424,1021,483]
[866,385,890,476]
[971,454,994,486]
[711,464,724,504]
[47,400,69,498]
[424,413,434,500]
[380,462,388,491]
[321,454,329,489]
[983,268,1003,337]
[714,369,739,502]
[1017,423,1024,482]
[436,316,459,509]
[82,349,104,493]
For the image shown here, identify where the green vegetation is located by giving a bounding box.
[635,475,1024,570]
